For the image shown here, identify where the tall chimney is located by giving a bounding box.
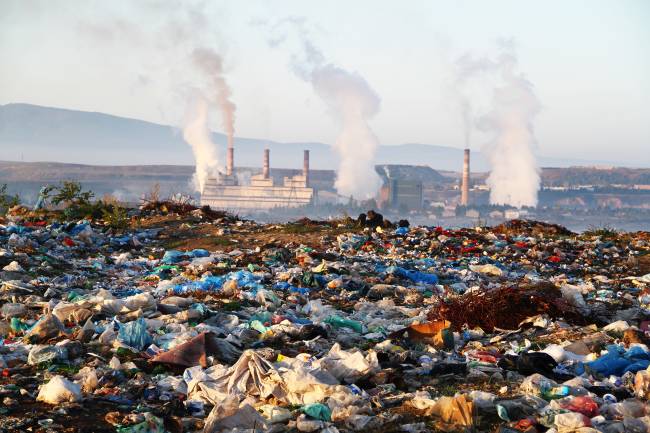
[461,148,470,206]
[263,148,270,179]
[303,150,310,186]
[226,135,234,176]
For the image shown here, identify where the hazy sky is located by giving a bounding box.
[1,0,649,165]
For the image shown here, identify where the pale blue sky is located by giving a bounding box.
[1,0,649,165]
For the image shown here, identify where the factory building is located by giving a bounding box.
[201,147,314,211]
[378,178,423,210]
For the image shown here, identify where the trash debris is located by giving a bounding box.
[36,375,82,404]
[2,208,650,432]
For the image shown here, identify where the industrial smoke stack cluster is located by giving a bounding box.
[201,142,313,210]
[461,148,470,206]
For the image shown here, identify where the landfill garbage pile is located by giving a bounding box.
[1,205,650,433]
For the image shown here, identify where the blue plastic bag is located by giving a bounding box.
[578,344,650,376]
[173,275,225,294]
[69,222,90,235]
[162,250,185,264]
[395,227,409,236]
[386,266,438,284]
[229,270,263,291]
[118,317,152,350]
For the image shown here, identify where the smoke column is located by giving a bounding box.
[78,3,236,193]
[455,45,540,208]
[312,65,382,200]
[190,48,236,177]
[183,96,221,192]
[271,20,382,200]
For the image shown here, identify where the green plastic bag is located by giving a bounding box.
[324,315,363,333]
[10,317,30,332]
[302,403,331,421]
[116,413,166,433]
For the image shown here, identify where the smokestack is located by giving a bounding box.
[263,148,270,179]
[461,148,470,206]
[226,136,234,176]
[303,150,310,186]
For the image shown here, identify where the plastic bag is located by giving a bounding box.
[258,405,292,423]
[469,263,503,276]
[387,266,439,284]
[578,344,650,376]
[203,401,267,433]
[118,317,152,350]
[324,316,363,333]
[516,351,558,376]
[429,395,474,428]
[520,373,558,397]
[559,396,599,418]
[151,332,241,367]
[25,313,67,342]
[553,412,591,432]
[190,248,210,258]
[296,414,325,432]
[116,413,166,433]
[161,250,185,264]
[74,366,99,392]
[28,345,68,365]
[560,284,590,315]
[37,375,82,404]
[302,403,332,421]
[1,302,26,318]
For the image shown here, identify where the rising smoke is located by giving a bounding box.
[189,47,237,189]
[270,19,382,200]
[79,2,235,193]
[183,96,220,192]
[454,43,541,208]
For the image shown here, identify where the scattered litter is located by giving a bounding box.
[2,208,650,432]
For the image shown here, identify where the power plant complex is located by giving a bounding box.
[200,138,472,212]
[200,145,314,210]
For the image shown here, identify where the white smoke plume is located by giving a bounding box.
[183,96,221,192]
[190,47,236,160]
[269,19,382,200]
[455,43,541,208]
[312,65,382,200]
[78,2,235,193]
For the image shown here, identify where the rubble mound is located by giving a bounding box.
[494,218,575,237]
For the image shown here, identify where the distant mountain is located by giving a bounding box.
[0,103,631,171]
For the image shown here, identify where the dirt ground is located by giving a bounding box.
[139,215,355,252]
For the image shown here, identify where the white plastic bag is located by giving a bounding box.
[74,366,99,392]
[37,375,82,404]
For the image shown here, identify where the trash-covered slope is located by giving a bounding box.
[1,205,650,433]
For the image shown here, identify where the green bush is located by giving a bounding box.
[102,205,130,230]
[0,184,20,215]
[49,181,94,208]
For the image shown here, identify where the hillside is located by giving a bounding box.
[0,103,622,171]
[543,166,650,187]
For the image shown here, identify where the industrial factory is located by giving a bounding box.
[198,129,475,214]
[200,143,314,211]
